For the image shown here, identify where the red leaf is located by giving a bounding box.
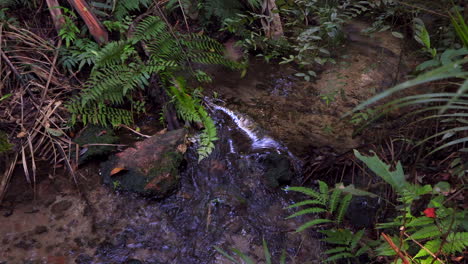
[423,208,437,218]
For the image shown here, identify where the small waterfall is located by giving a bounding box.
[205,98,302,172]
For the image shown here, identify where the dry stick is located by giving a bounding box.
[403,232,446,264]
[40,39,61,106]
[0,153,19,204]
[393,0,449,18]
[178,0,190,32]
[381,232,411,264]
[118,124,151,138]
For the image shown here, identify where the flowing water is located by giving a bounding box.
[0,103,321,264]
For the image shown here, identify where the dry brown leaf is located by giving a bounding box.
[17,131,27,138]
[177,144,187,154]
[157,129,167,135]
[110,167,126,176]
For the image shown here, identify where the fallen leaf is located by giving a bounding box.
[177,144,187,154]
[110,167,126,176]
[157,128,167,135]
[96,130,107,136]
[17,131,27,138]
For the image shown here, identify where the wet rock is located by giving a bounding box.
[75,254,93,264]
[34,225,48,234]
[125,259,143,264]
[50,200,72,216]
[74,125,119,164]
[14,238,39,250]
[260,152,294,188]
[347,196,380,228]
[101,129,187,198]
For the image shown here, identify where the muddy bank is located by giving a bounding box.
[205,21,412,156]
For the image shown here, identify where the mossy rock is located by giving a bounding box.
[0,130,13,154]
[74,125,118,164]
[100,129,186,198]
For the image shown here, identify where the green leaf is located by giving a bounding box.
[286,199,326,209]
[286,207,327,219]
[354,150,409,193]
[286,186,322,199]
[296,219,333,232]
[324,247,347,254]
[335,183,377,197]
[392,31,404,39]
[263,239,271,264]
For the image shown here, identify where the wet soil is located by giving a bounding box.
[204,21,413,156]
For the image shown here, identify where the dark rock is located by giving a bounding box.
[101,129,186,198]
[347,196,379,228]
[50,200,72,215]
[34,225,48,235]
[75,254,93,264]
[14,239,38,250]
[125,259,143,264]
[74,125,119,164]
[260,152,293,188]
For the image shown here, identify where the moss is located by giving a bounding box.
[0,131,13,153]
[74,125,119,163]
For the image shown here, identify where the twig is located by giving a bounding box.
[381,232,410,264]
[177,0,190,32]
[81,143,128,148]
[393,0,449,18]
[118,124,151,138]
[403,232,446,264]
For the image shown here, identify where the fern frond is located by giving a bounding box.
[318,180,329,202]
[296,219,333,232]
[443,232,468,254]
[414,239,441,259]
[408,225,441,240]
[286,186,322,200]
[328,188,341,214]
[350,230,365,250]
[286,199,326,209]
[336,193,352,224]
[286,207,327,219]
[133,15,167,41]
[324,252,354,262]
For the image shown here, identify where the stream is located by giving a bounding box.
[0,21,411,263]
[0,101,322,264]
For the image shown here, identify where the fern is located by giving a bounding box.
[320,229,369,262]
[67,15,238,160]
[285,181,352,231]
[168,77,218,161]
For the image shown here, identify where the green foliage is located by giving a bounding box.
[57,7,80,48]
[349,48,468,154]
[450,6,468,47]
[285,181,352,232]
[355,150,468,263]
[90,0,152,20]
[0,130,13,153]
[320,229,369,262]
[167,78,218,161]
[68,15,237,126]
[414,18,437,58]
[214,239,287,264]
[66,15,238,160]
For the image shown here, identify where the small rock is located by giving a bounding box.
[34,225,48,235]
[50,200,72,215]
[75,254,93,264]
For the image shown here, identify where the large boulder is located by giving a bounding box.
[101,129,186,198]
